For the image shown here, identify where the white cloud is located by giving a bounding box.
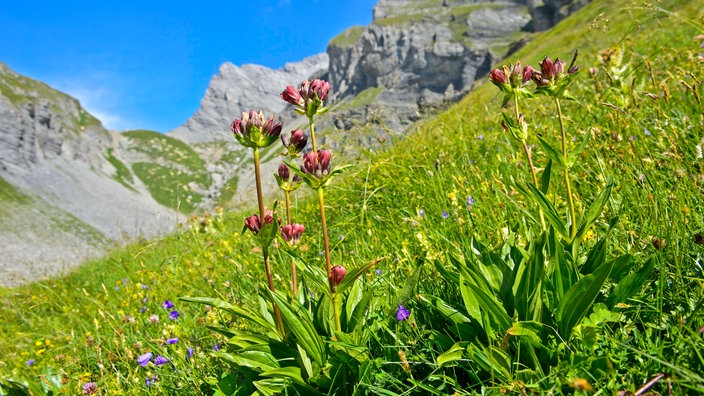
[52,74,133,131]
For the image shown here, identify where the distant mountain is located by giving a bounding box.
[168,54,329,143]
[0,62,182,286]
[171,0,591,145]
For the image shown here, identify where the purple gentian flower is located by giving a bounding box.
[213,343,220,351]
[166,337,179,345]
[186,347,194,360]
[442,211,449,219]
[396,305,411,321]
[162,300,174,309]
[137,352,152,367]
[26,359,34,366]
[169,310,179,320]
[477,134,483,141]
[467,196,475,207]
[154,356,168,365]
[82,382,98,395]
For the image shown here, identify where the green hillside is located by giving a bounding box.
[123,130,212,213]
[1,0,703,394]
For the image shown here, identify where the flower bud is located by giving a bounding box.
[330,265,346,289]
[540,57,556,80]
[277,163,290,181]
[231,110,282,147]
[522,65,534,84]
[554,58,565,77]
[281,86,305,108]
[489,68,507,85]
[244,210,273,235]
[302,150,332,179]
[281,129,308,155]
[280,223,305,247]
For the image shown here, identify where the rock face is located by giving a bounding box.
[168,53,329,143]
[0,62,181,286]
[325,0,590,134]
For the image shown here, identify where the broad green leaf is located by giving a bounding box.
[433,296,472,324]
[212,350,278,372]
[537,135,565,168]
[260,367,324,395]
[269,290,326,366]
[514,234,546,322]
[540,159,553,194]
[525,182,569,239]
[434,260,459,283]
[344,274,364,322]
[336,256,383,295]
[506,321,543,345]
[180,296,278,336]
[437,341,469,367]
[463,274,513,333]
[581,233,609,275]
[557,256,615,338]
[576,182,613,239]
[347,289,373,333]
[606,257,653,309]
[467,345,512,382]
[567,130,591,167]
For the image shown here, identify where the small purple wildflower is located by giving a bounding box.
[213,343,220,351]
[477,134,483,141]
[141,284,151,290]
[139,306,148,313]
[419,209,425,217]
[145,374,158,387]
[154,356,169,365]
[186,347,194,360]
[629,136,635,142]
[396,305,411,321]
[137,352,152,367]
[169,310,179,320]
[82,382,98,395]
[166,337,179,345]
[442,211,449,219]
[375,269,383,276]
[26,359,34,366]
[162,300,174,310]
[644,128,651,137]
[467,196,475,207]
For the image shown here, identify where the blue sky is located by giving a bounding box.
[0,1,377,132]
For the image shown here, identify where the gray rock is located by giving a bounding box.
[0,62,182,286]
[168,53,329,143]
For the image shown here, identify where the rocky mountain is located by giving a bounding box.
[0,62,182,286]
[172,0,591,144]
[168,54,329,143]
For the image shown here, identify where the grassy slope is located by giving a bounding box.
[123,130,212,213]
[1,0,703,393]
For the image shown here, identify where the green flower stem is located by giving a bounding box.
[317,186,340,332]
[309,116,318,152]
[555,98,576,240]
[332,292,342,334]
[514,96,546,230]
[284,189,297,295]
[253,147,285,335]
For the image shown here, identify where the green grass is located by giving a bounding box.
[329,25,366,47]
[2,0,704,394]
[104,148,135,191]
[0,176,30,204]
[123,130,212,213]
